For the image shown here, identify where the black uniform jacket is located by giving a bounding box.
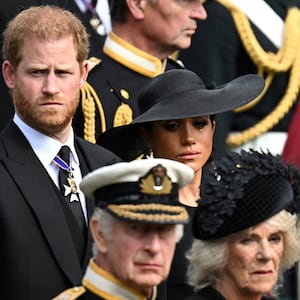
[73,32,184,143]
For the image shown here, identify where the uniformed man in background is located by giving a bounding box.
[73,0,207,144]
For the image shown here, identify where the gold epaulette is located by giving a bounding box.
[52,286,86,300]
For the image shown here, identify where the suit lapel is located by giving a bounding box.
[1,123,82,284]
[75,139,96,267]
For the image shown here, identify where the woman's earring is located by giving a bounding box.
[145,149,154,159]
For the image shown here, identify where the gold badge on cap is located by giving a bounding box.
[140,164,172,195]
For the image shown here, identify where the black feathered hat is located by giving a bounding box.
[193,149,300,240]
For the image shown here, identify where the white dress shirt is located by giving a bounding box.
[13,114,88,222]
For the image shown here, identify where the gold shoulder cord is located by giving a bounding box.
[215,0,300,147]
[80,54,134,143]
[80,57,106,143]
[81,81,106,143]
[81,81,133,142]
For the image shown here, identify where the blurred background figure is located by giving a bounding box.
[179,0,300,158]
[0,0,111,130]
[281,100,300,169]
[73,0,207,144]
[186,150,300,300]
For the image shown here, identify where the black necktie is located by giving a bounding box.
[58,146,86,234]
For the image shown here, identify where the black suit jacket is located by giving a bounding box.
[0,0,106,130]
[0,122,120,300]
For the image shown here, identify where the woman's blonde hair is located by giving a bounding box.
[186,210,300,291]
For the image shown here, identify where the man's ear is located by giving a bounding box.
[2,61,16,89]
[90,217,109,254]
[80,60,89,88]
[126,0,146,19]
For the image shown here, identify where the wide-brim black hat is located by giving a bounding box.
[98,69,265,161]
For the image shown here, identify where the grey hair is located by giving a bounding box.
[186,210,300,291]
[91,207,184,257]
[91,208,114,257]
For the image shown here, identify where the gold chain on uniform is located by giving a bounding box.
[214,0,300,147]
[81,81,106,143]
[80,57,133,143]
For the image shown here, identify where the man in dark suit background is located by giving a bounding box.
[0,0,110,130]
[0,5,120,299]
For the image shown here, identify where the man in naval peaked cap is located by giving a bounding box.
[54,158,194,300]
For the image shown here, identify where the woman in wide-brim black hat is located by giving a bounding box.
[98,69,265,299]
[99,69,264,162]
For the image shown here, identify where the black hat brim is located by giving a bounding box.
[98,74,264,161]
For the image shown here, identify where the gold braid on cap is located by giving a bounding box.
[108,203,189,223]
[214,0,300,147]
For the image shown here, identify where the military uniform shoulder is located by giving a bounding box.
[87,57,102,72]
[52,286,86,300]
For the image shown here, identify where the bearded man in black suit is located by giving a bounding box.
[0,5,120,299]
[0,0,110,130]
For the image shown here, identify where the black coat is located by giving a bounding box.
[185,286,275,300]
[0,121,120,300]
[185,286,226,300]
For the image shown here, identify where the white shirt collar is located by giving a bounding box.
[13,114,79,169]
